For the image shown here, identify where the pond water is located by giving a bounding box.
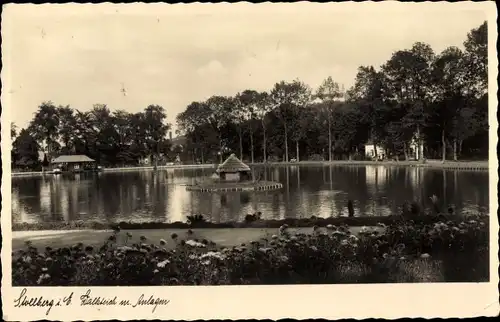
[11,165,489,224]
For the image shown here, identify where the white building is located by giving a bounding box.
[364,143,385,160]
[409,136,424,160]
[364,134,424,161]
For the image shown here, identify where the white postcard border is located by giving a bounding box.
[1,2,498,320]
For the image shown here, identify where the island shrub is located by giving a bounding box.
[244,212,262,223]
[12,218,488,286]
[186,214,207,226]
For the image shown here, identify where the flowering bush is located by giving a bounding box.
[12,218,488,286]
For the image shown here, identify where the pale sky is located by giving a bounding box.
[2,3,489,133]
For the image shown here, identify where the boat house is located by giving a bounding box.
[216,154,252,182]
[51,155,96,172]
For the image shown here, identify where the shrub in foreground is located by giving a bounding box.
[12,217,488,286]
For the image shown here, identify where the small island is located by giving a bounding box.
[185,154,283,192]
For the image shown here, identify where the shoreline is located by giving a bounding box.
[11,214,487,232]
[11,163,216,177]
[11,159,489,177]
[250,160,489,170]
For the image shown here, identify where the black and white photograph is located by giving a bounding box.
[1,2,498,320]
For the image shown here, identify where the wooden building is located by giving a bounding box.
[51,155,96,172]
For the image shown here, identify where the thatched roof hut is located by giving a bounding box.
[216,154,250,173]
[216,154,252,182]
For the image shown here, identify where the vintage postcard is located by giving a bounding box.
[1,2,498,320]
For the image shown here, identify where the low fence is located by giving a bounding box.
[11,164,217,177]
[11,160,488,177]
[102,164,216,172]
[249,160,489,171]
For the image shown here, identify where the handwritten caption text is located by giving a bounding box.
[14,288,171,316]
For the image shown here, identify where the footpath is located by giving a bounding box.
[11,226,382,251]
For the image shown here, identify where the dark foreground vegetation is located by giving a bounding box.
[13,213,488,286]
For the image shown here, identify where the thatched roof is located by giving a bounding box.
[216,154,250,173]
[51,155,95,163]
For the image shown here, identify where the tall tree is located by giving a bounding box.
[347,66,390,159]
[270,79,311,162]
[463,21,488,95]
[57,105,77,154]
[205,96,232,162]
[232,93,247,161]
[331,103,364,159]
[113,110,136,165]
[143,104,171,168]
[88,104,119,165]
[290,106,315,162]
[461,21,488,159]
[431,46,468,161]
[73,110,96,157]
[28,102,60,160]
[129,112,149,162]
[234,90,260,163]
[316,76,343,161]
[12,129,40,170]
[177,101,218,163]
[255,92,273,163]
[382,42,435,161]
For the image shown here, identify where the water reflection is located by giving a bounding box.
[11,165,489,224]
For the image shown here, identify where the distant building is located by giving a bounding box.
[139,155,152,165]
[364,142,385,160]
[409,135,424,160]
[170,135,186,147]
[364,133,425,161]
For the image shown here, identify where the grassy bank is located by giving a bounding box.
[11,213,488,232]
[12,218,489,286]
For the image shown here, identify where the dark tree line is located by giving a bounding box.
[12,22,487,170]
[176,22,488,163]
[12,104,173,170]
